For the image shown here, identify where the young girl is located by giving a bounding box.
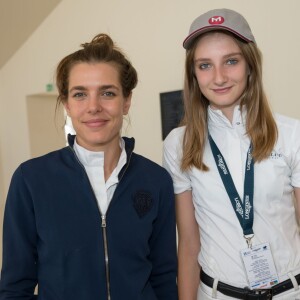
[163,8,300,300]
[0,33,178,300]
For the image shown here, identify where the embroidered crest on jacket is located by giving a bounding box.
[133,191,153,218]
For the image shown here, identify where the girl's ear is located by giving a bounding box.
[247,65,251,76]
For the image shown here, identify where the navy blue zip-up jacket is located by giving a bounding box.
[0,136,178,300]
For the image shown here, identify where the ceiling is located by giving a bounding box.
[0,0,61,69]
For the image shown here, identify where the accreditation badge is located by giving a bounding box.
[240,242,279,289]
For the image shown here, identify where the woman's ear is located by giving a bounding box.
[123,92,132,115]
[63,101,70,116]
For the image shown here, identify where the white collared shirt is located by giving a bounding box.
[163,105,300,287]
[74,138,127,215]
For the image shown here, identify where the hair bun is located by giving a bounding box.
[81,33,114,49]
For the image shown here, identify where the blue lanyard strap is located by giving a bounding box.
[208,134,254,236]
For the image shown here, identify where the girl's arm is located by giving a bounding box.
[176,190,200,300]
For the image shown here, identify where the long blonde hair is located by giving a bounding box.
[181,31,278,171]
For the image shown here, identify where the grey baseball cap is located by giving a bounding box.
[183,8,255,49]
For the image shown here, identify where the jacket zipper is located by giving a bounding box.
[101,215,111,300]
[100,149,132,300]
[68,145,133,300]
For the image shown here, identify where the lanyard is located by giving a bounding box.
[208,134,254,245]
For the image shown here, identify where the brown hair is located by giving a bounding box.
[181,31,278,171]
[55,33,138,106]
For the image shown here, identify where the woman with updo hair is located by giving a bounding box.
[0,33,178,300]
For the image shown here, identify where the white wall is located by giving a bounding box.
[0,0,300,267]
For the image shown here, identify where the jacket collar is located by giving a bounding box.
[119,137,135,180]
[67,134,135,180]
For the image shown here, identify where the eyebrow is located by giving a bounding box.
[69,84,120,93]
[194,52,243,64]
[223,52,243,59]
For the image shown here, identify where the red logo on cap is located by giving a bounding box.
[209,16,224,25]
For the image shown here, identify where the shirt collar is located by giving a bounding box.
[73,138,127,186]
[208,105,246,128]
[74,140,104,167]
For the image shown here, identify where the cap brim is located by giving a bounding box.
[183,25,253,49]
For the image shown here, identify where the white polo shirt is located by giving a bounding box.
[163,105,300,288]
[74,138,127,215]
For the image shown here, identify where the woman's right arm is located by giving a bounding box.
[176,190,200,300]
[0,166,38,299]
